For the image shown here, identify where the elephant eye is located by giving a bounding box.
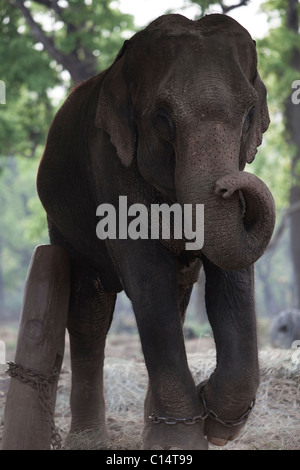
[242,106,255,135]
[152,108,175,142]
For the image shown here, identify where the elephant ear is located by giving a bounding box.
[95,43,136,167]
[241,72,270,166]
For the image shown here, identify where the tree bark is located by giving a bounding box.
[219,0,250,14]
[13,0,98,83]
[285,0,300,308]
[2,245,70,450]
[0,235,5,320]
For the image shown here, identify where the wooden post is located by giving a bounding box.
[1,245,70,450]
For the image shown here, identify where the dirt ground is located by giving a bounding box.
[0,322,299,450]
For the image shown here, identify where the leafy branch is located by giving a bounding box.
[11,0,100,82]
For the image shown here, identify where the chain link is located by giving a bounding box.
[149,382,255,429]
[198,381,256,428]
[149,411,207,426]
[149,413,205,426]
[6,361,63,450]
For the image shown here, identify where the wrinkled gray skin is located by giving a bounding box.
[270,310,300,349]
[37,14,276,450]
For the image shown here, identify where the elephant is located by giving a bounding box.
[270,309,300,349]
[37,13,276,450]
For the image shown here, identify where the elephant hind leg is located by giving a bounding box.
[65,259,116,449]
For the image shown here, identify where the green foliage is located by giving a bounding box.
[251,0,300,314]
[232,0,299,219]
[251,119,291,211]
[250,22,294,210]
[0,3,58,92]
[0,155,49,316]
[27,0,135,72]
[257,28,300,105]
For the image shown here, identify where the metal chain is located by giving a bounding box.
[6,361,63,450]
[149,412,207,426]
[198,381,256,428]
[149,382,255,429]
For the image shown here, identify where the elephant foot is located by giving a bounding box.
[142,420,208,450]
[206,432,241,447]
[197,380,255,446]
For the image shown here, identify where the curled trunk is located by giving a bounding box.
[178,170,275,271]
[206,171,275,270]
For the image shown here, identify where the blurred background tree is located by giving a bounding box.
[0,0,135,319]
[254,0,300,316]
[0,0,299,333]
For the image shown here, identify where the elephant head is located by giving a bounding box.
[96,13,275,270]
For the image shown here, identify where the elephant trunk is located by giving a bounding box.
[204,171,275,270]
[176,136,276,270]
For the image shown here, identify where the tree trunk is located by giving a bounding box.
[2,245,70,450]
[0,235,5,320]
[285,0,300,308]
[14,0,98,84]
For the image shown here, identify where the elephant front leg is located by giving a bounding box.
[200,257,259,446]
[142,281,204,450]
[108,240,207,450]
[65,260,116,449]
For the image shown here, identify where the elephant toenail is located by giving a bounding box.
[208,437,228,446]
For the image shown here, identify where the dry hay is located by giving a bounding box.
[53,348,300,450]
